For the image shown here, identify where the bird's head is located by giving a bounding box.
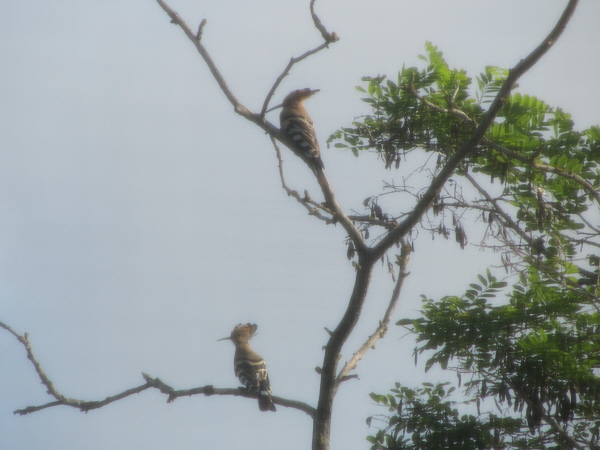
[217,323,258,345]
[267,88,320,112]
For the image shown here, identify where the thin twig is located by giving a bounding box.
[335,242,411,386]
[272,137,336,224]
[155,0,365,250]
[372,0,580,260]
[196,18,207,40]
[310,0,339,44]
[261,41,333,118]
[260,0,340,116]
[464,172,532,246]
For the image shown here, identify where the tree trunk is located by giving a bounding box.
[312,256,374,450]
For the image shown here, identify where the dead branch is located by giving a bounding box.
[2,322,315,418]
[155,0,366,252]
[261,0,339,116]
[310,0,339,44]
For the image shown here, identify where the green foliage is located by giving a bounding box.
[329,43,600,282]
[348,43,600,449]
[368,270,600,449]
[383,271,600,449]
[367,382,525,449]
[328,42,600,189]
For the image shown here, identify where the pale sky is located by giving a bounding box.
[1,1,599,449]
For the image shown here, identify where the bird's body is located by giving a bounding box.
[219,323,276,412]
[277,88,324,169]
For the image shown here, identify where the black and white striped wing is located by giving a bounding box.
[235,358,266,393]
[235,358,276,412]
[282,115,321,161]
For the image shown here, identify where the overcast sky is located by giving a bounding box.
[1,1,599,449]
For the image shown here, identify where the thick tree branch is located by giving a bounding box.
[335,243,411,386]
[371,0,579,261]
[412,89,600,206]
[313,253,375,450]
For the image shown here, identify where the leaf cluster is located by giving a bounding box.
[329,43,600,280]
[367,382,525,450]
[380,269,600,449]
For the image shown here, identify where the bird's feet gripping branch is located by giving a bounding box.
[269,88,324,171]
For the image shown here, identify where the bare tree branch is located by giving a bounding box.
[335,242,411,386]
[0,320,155,415]
[155,0,367,252]
[272,137,336,224]
[6,3,582,450]
[2,322,315,417]
[260,42,334,118]
[314,254,374,450]
[1,321,70,405]
[310,0,339,44]
[158,378,317,418]
[464,172,532,246]
[261,0,339,116]
[196,18,207,40]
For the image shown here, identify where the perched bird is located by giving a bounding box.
[218,323,277,412]
[269,88,324,169]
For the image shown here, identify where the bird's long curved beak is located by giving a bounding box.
[266,103,283,113]
[217,336,231,342]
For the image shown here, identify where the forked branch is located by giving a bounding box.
[336,242,411,386]
[372,0,580,260]
[2,321,315,418]
[156,0,366,250]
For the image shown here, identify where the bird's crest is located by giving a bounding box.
[232,323,258,338]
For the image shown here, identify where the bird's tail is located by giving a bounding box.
[312,155,324,170]
[258,381,276,412]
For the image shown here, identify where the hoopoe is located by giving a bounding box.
[269,88,324,170]
[218,323,277,412]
